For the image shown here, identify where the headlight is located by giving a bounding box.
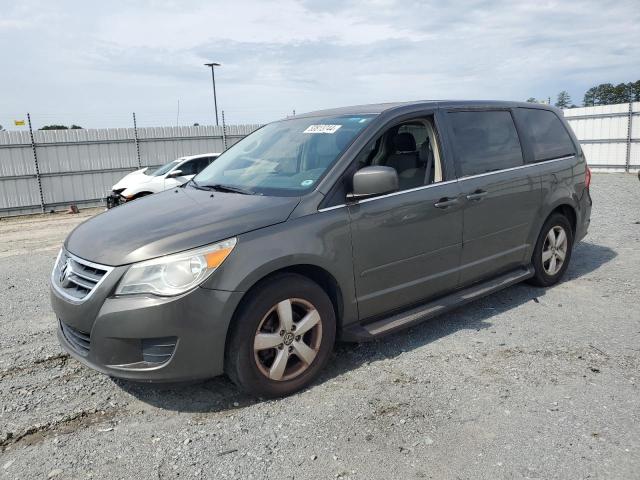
[115,238,237,296]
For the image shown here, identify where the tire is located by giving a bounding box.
[225,273,336,398]
[528,213,574,287]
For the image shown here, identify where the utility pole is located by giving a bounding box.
[27,113,45,213]
[204,62,221,126]
[132,112,141,168]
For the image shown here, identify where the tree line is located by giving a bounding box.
[528,79,640,109]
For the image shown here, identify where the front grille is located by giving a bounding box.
[60,320,91,356]
[52,249,112,302]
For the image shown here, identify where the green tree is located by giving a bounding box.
[583,87,597,106]
[40,125,69,130]
[555,91,572,109]
[630,80,640,102]
[0,124,4,131]
[526,97,538,103]
[612,83,631,103]
[595,83,616,105]
[40,124,83,130]
[583,80,640,106]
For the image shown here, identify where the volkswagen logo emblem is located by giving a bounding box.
[59,258,73,287]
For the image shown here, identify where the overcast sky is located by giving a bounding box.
[1,0,639,129]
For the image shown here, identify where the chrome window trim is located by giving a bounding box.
[317,154,576,211]
[456,155,576,182]
[51,248,114,304]
[317,180,458,212]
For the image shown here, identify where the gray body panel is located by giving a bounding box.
[51,100,592,382]
[66,187,300,266]
[347,181,463,319]
[457,168,541,285]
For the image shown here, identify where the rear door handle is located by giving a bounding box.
[466,190,488,201]
[434,197,460,209]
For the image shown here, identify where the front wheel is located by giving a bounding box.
[529,213,573,287]
[225,274,336,398]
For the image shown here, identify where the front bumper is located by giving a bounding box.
[106,191,126,209]
[52,283,244,382]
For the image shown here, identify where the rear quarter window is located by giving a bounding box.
[515,108,576,162]
[448,110,524,177]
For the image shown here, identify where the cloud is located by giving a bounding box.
[1,0,639,128]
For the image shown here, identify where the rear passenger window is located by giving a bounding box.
[515,108,576,162]
[448,111,524,177]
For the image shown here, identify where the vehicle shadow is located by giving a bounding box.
[116,241,616,413]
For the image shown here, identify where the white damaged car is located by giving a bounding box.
[106,153,219,208]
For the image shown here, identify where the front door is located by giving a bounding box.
[347,116,464,319]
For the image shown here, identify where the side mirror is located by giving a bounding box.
[166,169,183,178]
[348,166,398,200]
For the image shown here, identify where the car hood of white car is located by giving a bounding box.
[112,168,154,191]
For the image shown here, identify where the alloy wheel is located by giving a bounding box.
[542,225,568,276]
[253,298,323,381]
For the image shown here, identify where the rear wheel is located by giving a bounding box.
[529,213,573,287]
[225,274,336,398]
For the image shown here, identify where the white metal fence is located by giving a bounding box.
[0,123,261,217]
[1,103,638,217]
[563,102,639,172]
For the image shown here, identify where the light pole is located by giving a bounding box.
[204,62,221,126]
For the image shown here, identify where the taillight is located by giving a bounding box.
[585,166,591,189]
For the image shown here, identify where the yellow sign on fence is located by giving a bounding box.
[14,120,25,126]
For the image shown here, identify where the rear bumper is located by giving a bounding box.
[52,285,244,382]
[575,188,592,243]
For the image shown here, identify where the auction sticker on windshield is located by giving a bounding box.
[303,124,342,134]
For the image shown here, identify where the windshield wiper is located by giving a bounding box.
[197,183,256,195]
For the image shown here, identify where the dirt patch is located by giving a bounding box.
[1,408,121,452]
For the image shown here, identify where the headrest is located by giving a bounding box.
[419,138,432,162]
[393,132,416,152]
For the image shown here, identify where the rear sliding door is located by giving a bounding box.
[443,109,541,286]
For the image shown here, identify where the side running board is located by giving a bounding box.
[342,266,534,342]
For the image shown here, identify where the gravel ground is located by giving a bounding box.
[1,174,639,480]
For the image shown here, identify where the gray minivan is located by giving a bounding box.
[51,101,592,397]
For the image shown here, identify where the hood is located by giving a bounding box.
[66,187,300,265]
[112,168,151,190]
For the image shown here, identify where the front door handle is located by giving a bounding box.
[434,197,460,209]
[466,190,488,201]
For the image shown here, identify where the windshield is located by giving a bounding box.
[145,160,180,177]
[192,114,375,195]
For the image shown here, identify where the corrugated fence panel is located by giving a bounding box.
[42,171,128,205]
[580,143,628,169]
[630,144,640,168]
[0,124,260,217]
[0,177,41,210]
[5,108,638,217]
[564,102,638,172]
[0,144,37,177]
[566,115,628,140]
[139,137,226,166]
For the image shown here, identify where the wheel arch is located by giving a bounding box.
[526,198,579,263]
[550,204,577,234]
[232,262,346,329]
[130,191,154,199]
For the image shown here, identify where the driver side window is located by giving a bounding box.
[178,160,198,176]
[354,117,443,191]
